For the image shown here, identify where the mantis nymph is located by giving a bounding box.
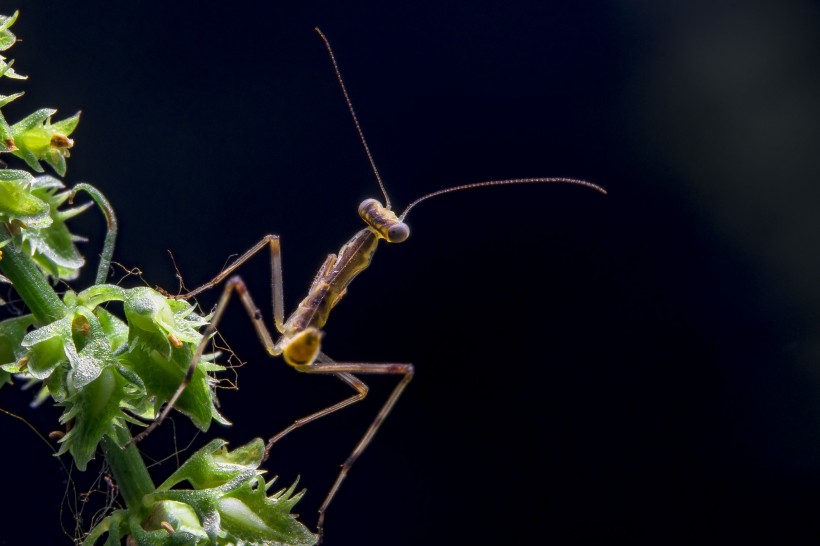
[130,28,607,542]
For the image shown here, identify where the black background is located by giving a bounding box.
[3,1,820,544]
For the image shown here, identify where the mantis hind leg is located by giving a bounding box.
[270,354,414,542]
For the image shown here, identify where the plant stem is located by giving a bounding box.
[69,183,118,285]
[101,428,155,513]
[0,231,65,324]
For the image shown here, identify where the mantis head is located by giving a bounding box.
[358,177,607,245]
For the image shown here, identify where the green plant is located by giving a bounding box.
[0,11,317,545]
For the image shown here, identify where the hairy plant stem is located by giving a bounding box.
[0,229,155,511]
[0,227,65,324]
[101,428,155,513]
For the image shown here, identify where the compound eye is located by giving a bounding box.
[387,223,410,243]
[358,198,380,217]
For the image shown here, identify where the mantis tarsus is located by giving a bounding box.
[128,27,607,542]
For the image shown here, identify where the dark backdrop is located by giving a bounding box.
[3,1,820,544]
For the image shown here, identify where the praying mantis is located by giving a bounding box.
[128,27,607,542]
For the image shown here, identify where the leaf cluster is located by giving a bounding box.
[87,440,317,546]
[1,284,227,470]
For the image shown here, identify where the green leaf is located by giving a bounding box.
[64,308,121,389]
[119,340,216,432]
[125,288,181,358]
[0,314,34,365]
[77,284,127,310]
[65,333,108,390]
[0,55,25,80]
[21,175,92,281]
[124,288,208,358]
[218,476,316,545]
[0,109,14,151]
[152,440,318,546]
[96,306,130,353]
[44,147,68,176]
[57,366,132,471]
[119,287,224,430]
[0,31,15,51]
[11,109,78,175]
[0,313,25,389]
[143,501,209,543]
[0,11,18,32]
[0,11,19,51]
[0,169,51,227]
[14,108,53,131]
[57,309,142,471]
[0,91,23,108]
[82,509,128,546]
[0,172,91,282]
[51,111,81,136]
[12,145,41,172]
[25,220,85,280]
[160,439,261,491]
[22,317,71,379]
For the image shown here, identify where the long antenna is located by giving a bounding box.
[315,27,392,209]
[399,177,607,220]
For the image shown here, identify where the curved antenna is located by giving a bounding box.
[399,177,607,220]
[315,27,392,209]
